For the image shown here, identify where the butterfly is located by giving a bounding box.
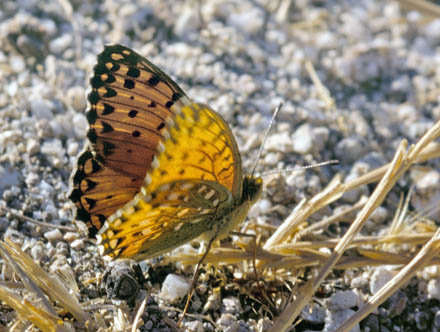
[69,44,262,260]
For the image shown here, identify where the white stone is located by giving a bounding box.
[26,138,40,156]
[174,6,201,37]
[324,309,360,332]
[423,19,440,43]
[63,232,80,243]
[335,137,368,163]
[312,126,330,152]
[217,313,239,332]
[9,55,26,73]
[43,203,58,219]
[67,141,79,157]
[25,172,39,187]
[368,206,388,225]
[227,8,264,35]
[222,297,242,314]
[73,113,88,138]
[328,290,359,310]
[41,139,64,159]
[370,267,394,295]
[291,123,313,155]
[49,34,73,54]
[30,98,53,120]
[44,229,63,242]
[6,81,18,97]
[0,166,20,190]
[70,239,85,250]
[160,274,190,304]
[410,168,440,222]
[301,304,326,323]
[183,321,204,332]
[427,279,440,301]
[67,86,87,113]
[265,131,293,153]
[0,130,21,145]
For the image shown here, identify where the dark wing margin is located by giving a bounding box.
[69,44,191,236]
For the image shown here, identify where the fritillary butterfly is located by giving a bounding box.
[69,44,262,260]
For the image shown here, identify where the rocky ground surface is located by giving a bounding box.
[1,0,440,331]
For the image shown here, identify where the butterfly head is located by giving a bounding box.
[242,175,263,205]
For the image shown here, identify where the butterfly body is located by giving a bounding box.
[69,45,262,260]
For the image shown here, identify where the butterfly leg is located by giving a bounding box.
[177,234,217,327]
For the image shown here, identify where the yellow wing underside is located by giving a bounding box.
[98,102,243,260]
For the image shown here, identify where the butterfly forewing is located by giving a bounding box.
[147,103,243,197]
[69,44,190,234]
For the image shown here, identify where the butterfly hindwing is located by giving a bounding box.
[98,180,233,259]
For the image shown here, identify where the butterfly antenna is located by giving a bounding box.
[251,102,283,177]
[260,160,339,177]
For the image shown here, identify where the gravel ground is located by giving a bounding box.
[1,0,440,331]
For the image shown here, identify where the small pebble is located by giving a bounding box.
[44,229,63,242]
[30,98,54,120]
[49,34,73,54]
[257,317,272,332]
[0,166,20,190]
[66,86,87,113]
[411,168,440,222]
[30,241,46,261]
[9,55,26,73]
[291,123,314,155]
[301,304,326,324]
[328,290,359,310]
[370,268,394,295]
[428,279,440,301]
[324,309,360,332]
[217,314,239,332]
[265,132,294,153]
[222,297,242,315]
[63,232,80,243]
[434,310,440,328]
[0,2,439,330]
[160,274,190,304]
[335,136,368,163]
[70,239,85,250]
[183,321,204,332]
[26,138,40,155]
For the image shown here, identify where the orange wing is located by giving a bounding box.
[147,102,243,198]
[98,102,244,259]
[69,44,190,236]
[99,179,234,259]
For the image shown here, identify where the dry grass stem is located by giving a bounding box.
[263,176,346,253]
[0,240,83,331]
[0,206,77,232]
[269,119,440,331]
[295,196,368,238]
[399,0,440,19]
[336,228,440,332]
[305,60,335,110]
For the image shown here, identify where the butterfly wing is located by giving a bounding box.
[98,101,245,259]
[70,44,245,259]
[147,102,243,198]
[69,44,190,235]
[99,179,233,259]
